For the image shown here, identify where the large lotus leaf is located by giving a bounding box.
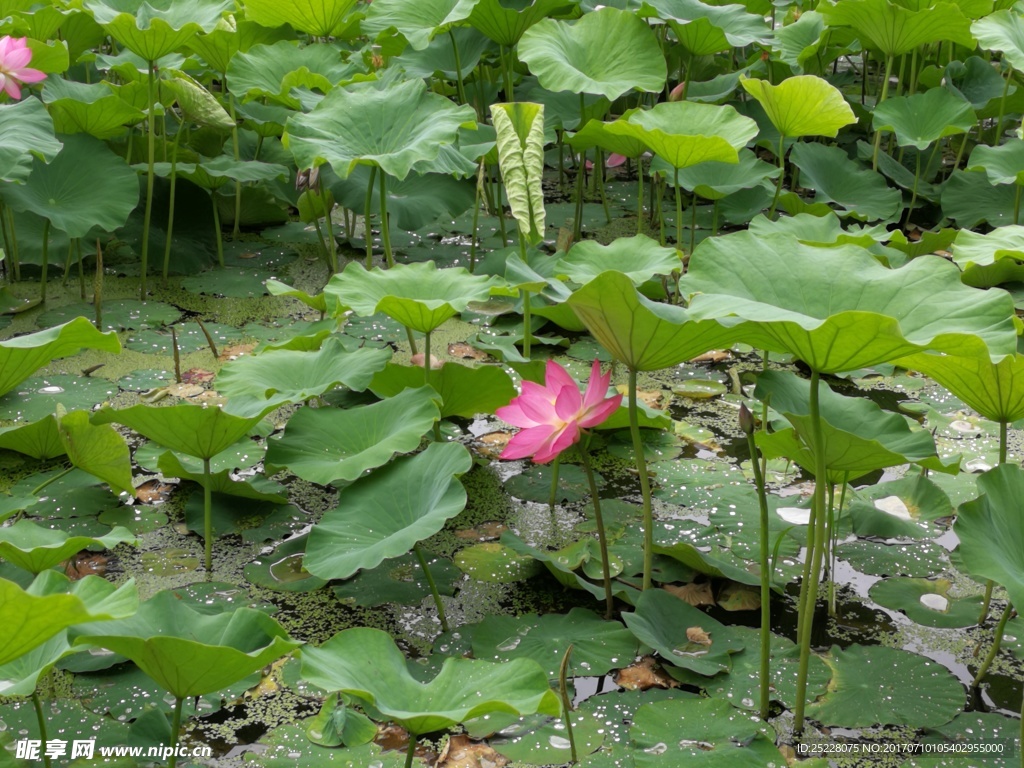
[556,235,680,286]
[149,155,289,191]
[683,231,1018,372]
[668,149,780,200]
[819,0,973,57]
[621,589,746,676]
[492,102,546,245]
[567,270,745,371]
[567,110,648,158]
[518,8,667,100]
[284,78,475,180]
[639,0,771,48]
[604,102,757,170]
[968,139,1024,186]
[242,0,359,36]
[740,75,855,139]
[327,261,500,334]
[92,403,267,460]
[517,76,610,132]
[362,0,477,49]
[871,88,975,151]
[941,168,1019,228]
[70,590,299,699]
[332,551,461,607]
[304,442,472,580]
[0,633,72,697]
[84,0,233,61]
[789,142,901,221]
[217,336,391,417]
[41,78,144,139]
[159,453,287,504]
[57,409,135,497]
[868,577,983,628]
[226,41,357,108]
[0,98,61,184]
[950,226,1024,287]
[185,16,292,74]
[368,362,516,419]
[300,627,560,735]
[0,134,139,238]
[0,415,63,461]
[0,572,138,666]
[0,519,136,575]
[0,318,121,399]
[753,370,957,477]
[773,9,827,71]
[806,644,964,727]
[899,349,1024,423]
[955,464,1024,608]
[265,386,439,485]
[468,0,575,46]
[973,10,1024,71]
[329,166,475,231]
[468,608,640,680]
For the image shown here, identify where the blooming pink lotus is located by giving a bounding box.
[497,359,622,463]
[0,37,45,101]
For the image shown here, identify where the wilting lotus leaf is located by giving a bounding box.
[740,74,855,139]
[0,318,121,399]
[300,627,560,735]
[871,88,975,151]
[0,519,136,574]
[243,0,359,36]
[57,409,135,497]
[835,540,948,579]
[0,97,61,184]
[819,0,973,57]
[265,386,439,485]
[0,571,138,666]
[788,143,902,220]
[684,231,1017,373]
[369,363,516,419]
[362,0,476,49]
[226,41,356,108]
[217,336,391,417]
[556,235,680,286]
[568,270,742,371]
[950,226,1024,287]
[621,589,745,676]
[304,442,471,580]
[265,279,328,313]
[41,78,144,139]
[807,644,963,727]
[71,590,299,699]
[869,578,983,628]
[955,464,1024,608]
[468,0,575,46]
[0,415,63,461]
[333,551,461,607]
[84,0,232,61]
[518,8,667,100]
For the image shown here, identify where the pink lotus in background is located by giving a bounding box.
[497,359,622,463]
[0,36,45,100]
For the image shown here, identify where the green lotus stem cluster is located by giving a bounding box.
[203,457,213,575]
[579,435,613,620]
[140,59,158,299]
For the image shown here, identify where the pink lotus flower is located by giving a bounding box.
[496,359,622,463]
[0,37,45,101]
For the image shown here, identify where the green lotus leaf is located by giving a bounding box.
[806,644,963,727]
[327,261,500,334]
[0,571,138,666]
[165,70,233,131]
[0,415,63,461]
[556,235,680,286]
[41,78,144,139]
[368,362,516,419]
[773,9,827,71]
[941,168,1019,228]
[639,0,771,49]
[57,409,135,497]
[0,519,136,574]
[300,627,561,735]
[819,0,973,57]
[968,138,1024,186]
[92,403,268,460]
[683,231,1018,372]
[186,17,293,74]
[518,7,667,100]
[332,551,461,607]
[149,155,289,191]
[0,134,139,239]
[264,279,328,313]
[747,212,890,249]
[362,0,477,50]
[70,590,299,699]
[955,464,1024,608]
[304,442,472,580]
[753,370,957,479]
[265,386,439,485]
[604,101,757,170]
[454,542,544,584]
[847,474,951,540]
[216,336,391,417]
[740,74,855,139]
[949,226,1024,287]
[226,40,356,108]
[912,712,1020,768]
[397,26,492,80]
[84,0,233,61]
[468,608,640,679]
[158,452,287,504]
[666,149,780,200]
[567,270,743,371]
[0,97,62,184]
[329,165,475,231]
[567,109,648,159]
[868,577,983,628]
[789,142,902,221]
[0,318,121,399]
[871,88,975,151]
[492,102,546,245]
[0,633,72,697]
[973,9,1024,71]
[284,78,476,180]
[468,0,576,46]
[898,348,1024,424]
[242,0,360,36]
[518,76,610,132]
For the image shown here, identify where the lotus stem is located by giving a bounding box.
[1015,185,1022,226]
[4,205,18,281]
[597,151,611,223]
[379,172,394,268]
[94,239,103,329]
[470,163,483,272]
[196,319,219,359]
[1001,419,1008,465]
[448,29,467,105]
[0,201,12,278]
[908,150,921,221]
[32,465,75,497]
[636,158,645,234]
[558,132,566,193]
[168,696,183,768]
[414,544,449,633]
[364,165,377,268]
[203,457,213,576]
[32,692,50,768]
[141,60,157,299]
[794,370,828,733]
[423,331,442,442]
[210,192,224,267]
[972,602,1014,688]
[768,134,786,220]
[318,174,337,273]
[995,64,1013,145]
[77,239,85,300]
[579,436,613,619]
[404,733,417,768]
[170,325,181,383]
[829,475,849,618]
[558,644,579,764]
[40,219,49,304]
[689,192,698,255]
[312,218,330,263]
[163,114,184,280]
[574,93,587,241]
[62,240,74,288]
[980,421,1011,623]
[673,168,683,248]
[742,407,772,720]
[548,454,561,515]
[871,55,895,171]
[628,369,655,591]
[521,289,532,359]
[500,45,514,100]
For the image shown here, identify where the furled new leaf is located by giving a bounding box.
[491,102,546,245]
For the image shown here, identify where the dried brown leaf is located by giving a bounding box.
[663,582,715,607]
